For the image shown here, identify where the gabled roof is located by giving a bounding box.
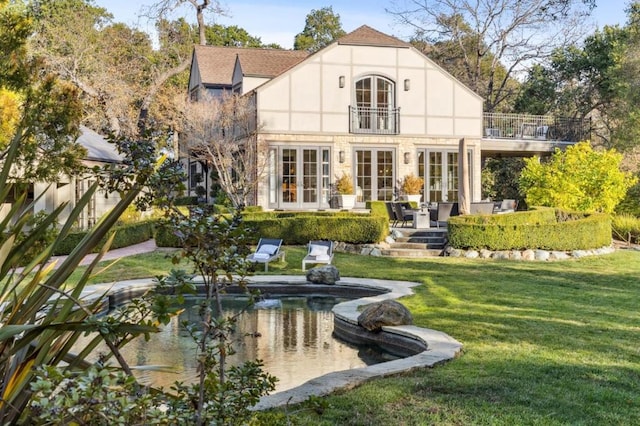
[236,49,308,78]
[193,45,245,86]
[77,126,122,163]
[193,45,308,86]
[337,25,411,48]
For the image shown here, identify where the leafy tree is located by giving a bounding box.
[519,141,636,213]
[0,0,86,183]
[389,0,595,112]
[513,64,558,115]
[482,157,526,202]
[206,23,267,47]
[294,6,346,53]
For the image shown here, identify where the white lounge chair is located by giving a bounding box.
[302,240,334,271]
[246,238,285,272]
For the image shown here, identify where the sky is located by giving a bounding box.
[95,0,632,49]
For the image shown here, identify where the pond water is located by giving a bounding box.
[82,295,396,393]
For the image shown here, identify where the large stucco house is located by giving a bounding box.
[187,25,588,210]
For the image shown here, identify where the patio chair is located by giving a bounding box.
[246,238,285,272]
[392,202,414,228]
[497,199,518,214]
[470,201,496,215]
[302,240,334,271]
[433,202,458,228]
[385,202,398,227]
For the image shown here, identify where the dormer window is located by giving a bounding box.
[350,75,400,134]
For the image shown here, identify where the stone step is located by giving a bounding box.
[395,236,447,244]
[380,248,444,258]
[392,242,446,250]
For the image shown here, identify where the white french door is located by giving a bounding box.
[272,147,331,209]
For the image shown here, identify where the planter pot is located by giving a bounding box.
[338,194,356,209]
[404,194,422,205]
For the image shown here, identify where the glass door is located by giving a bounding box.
[418,149,470,203]
[355,149,395,206]
[277,147,330,209]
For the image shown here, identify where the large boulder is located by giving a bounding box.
[357,300,413,332]
[306,265,340,284]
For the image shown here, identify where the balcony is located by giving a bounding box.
[350,106,400,135]
[483,112,591,143]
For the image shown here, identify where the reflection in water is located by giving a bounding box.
[76,296,394,393]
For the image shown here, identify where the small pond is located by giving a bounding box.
[80,295,397,393]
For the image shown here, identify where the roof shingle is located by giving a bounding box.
[337,25,410,48]
[193,45,308,86]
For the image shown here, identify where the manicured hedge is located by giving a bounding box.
[366,201,389,218]
[54,220,156,255]
[447,207,611,251]
[155,211,388,247]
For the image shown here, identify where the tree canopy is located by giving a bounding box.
[0,0,85,182]
[294,6,346,53]
[390,0,595,112]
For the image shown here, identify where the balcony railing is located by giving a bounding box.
[350,106,400,135]
[483,112,591,143]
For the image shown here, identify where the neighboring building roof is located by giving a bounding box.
[193,45,308,85]
[77,126,122,163]
[236,49,308,78]
[337,25,411,48]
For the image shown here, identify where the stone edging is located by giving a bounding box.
[443,245,616,261]
[79,276,463,412]
[249,275,462,410]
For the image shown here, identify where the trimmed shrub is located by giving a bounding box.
[156,211,388,247]
[54,220,155,255]
[365,201,388,218]
[448,207,611,250]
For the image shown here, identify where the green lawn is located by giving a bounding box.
[74,246,640,425]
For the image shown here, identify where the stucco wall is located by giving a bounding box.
[256,44,483,139]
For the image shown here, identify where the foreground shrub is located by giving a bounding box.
[53,220,156,255]
[448,207,611,250]
[519,141,636,213]
[612,213,640,245]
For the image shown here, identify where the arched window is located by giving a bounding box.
[351,75,398,134]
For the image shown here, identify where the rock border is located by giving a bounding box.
[249,275,462,410]
[443,244,616,261]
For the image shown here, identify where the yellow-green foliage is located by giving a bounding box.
[612,213,640,244]
[448,207,611,250]
[519,141,636,213]
[0,88,21,148]
[366,201,388,217]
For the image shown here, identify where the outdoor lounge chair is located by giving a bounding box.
[302,240,334,271]
[246,238,285,272]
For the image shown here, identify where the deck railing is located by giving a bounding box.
[350,106,400,135]
[483,113,590,142]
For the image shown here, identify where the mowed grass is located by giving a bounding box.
[72,246,640,425]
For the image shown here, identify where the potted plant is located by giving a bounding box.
[400,173,424,204]
[335,173,356,209]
